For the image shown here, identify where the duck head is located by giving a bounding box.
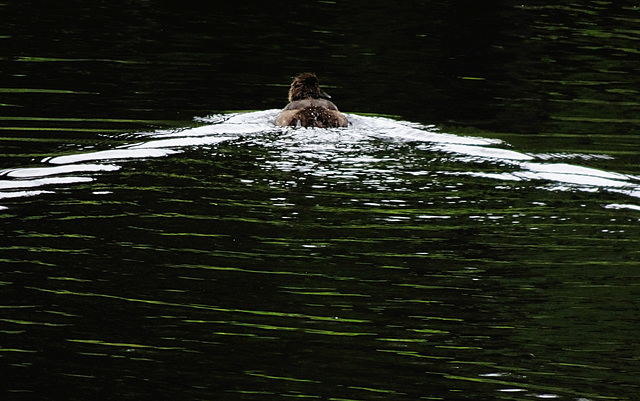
[288,72,332,102]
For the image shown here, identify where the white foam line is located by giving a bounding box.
[434,143,534,161]
[130,136,235,149]
[0,176,94,190]
[605,203,640,211]
[48,148,179,165]
[0,190,56,201]
[4,164,120,178]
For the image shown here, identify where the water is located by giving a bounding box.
[2,1,640,400]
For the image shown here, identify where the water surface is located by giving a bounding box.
[2,1,640,400]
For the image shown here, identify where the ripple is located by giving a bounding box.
[2,110,640,207]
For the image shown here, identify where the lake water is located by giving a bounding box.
[2,1,640,400]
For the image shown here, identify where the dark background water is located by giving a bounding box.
[2,1,640,400]
[4,1,640,133]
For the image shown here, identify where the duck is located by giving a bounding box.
[275,72,348,128]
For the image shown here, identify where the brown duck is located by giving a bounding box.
[275,73,348,128]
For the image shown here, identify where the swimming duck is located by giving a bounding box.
[275,73,348,128]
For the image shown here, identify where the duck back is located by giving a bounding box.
[291,105,348,128]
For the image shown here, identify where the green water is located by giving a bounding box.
[2,1,640,400]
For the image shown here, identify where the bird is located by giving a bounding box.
[275,72,348,128]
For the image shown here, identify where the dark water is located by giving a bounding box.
[2,1,640,400]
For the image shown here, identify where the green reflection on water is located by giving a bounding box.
[67,339,185,350]
[244,370,321,383]
[26,286,371,324]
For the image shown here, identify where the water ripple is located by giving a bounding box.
[1,110,640,210]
